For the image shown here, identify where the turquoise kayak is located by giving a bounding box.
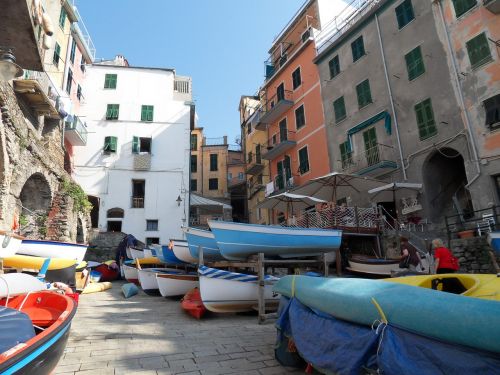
[273,276,500,354]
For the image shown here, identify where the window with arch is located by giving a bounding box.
[107,207,124,218]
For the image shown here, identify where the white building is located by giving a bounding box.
[73,56,194,245]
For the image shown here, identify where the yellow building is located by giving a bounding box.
[239,96,270,225]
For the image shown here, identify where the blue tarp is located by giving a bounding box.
[276,297,500,375]
[0,307,35,354]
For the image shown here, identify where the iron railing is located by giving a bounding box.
[337,143,396,174]
[65,115,88,143]
[131,197,144,208]
[445,205,500,245]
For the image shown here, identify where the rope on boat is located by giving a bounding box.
[371,297,388,324]
[291,275,296,298]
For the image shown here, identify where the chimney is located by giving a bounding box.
[223,136,227,145]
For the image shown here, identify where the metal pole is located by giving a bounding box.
[198,245,204,266]
[257,252,265,324]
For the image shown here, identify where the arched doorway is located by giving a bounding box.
[107,207,124,232]
[423,148,473,222]
[19,173,52,237]
[88,195,99,228]
[76,218,84,243]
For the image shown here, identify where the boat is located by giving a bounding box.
[347,256,401,276]
[208,221,342,261]
[487,231,500,255]
[156,272,198,297]
[181,287,207,319]
[18,239,88,263]
[0,273,47,298]
[151,244,185,265]
[121,257,161,285]
[137,268,183,295]
[93,261,120,282]
[81,282,112,294]
[198,265,280,313]
[171,239,197,264]
[0,230,23,258]
[273,275,500,354]
[0,290,77,374]
[183,227,224,261]
[3,254,77,271]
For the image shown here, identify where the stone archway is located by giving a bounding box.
[19,173,52,237]
[423,148,473,223]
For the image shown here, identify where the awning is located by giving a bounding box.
[346,111,391,152]
[190,194,231,210]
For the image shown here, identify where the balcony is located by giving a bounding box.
[248,182,264,199]
[262,129,296,160]
[64,116,87,146]
[131,197,145,208]
[246,147,265,175]
[255,90,294,129]
[484,0,500,13]
[13,70,60,118]
[173,76,192,101]
[273,174,295,194]
[337,143,397,178]
[133,153,151,170]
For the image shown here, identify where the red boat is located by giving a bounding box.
[181,287,207,319]
[94,262,120,282]
[0,291,77,374]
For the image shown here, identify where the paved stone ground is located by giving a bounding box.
[54,281,302,375]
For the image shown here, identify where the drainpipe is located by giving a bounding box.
[375,14,407,180]
[435,0,481,188]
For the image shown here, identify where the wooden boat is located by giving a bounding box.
[0,273,47,298]
[137,268,183,295]
[0,290,77,374]
[208,221,342,261]
[181,287,207,319]
[151,244,185,265]
[198,265,280,313]
[3,254,76,270]
[0,230,24,258]
[156,273,198,297]
[171,239,197,264]
[274,275,500,354]
[347,256,401,276]
[487,231,500,255]
[93,262,119,282]
[183,227,224,261]
[122,257,161,285]
[18,239,88,263]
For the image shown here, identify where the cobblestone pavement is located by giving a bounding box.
[54,281,301,375]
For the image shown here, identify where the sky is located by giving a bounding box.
[75,0,306,145]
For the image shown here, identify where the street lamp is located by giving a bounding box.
[0,47,23,81]
[176,195,182,206]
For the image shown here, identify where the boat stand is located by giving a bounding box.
[198,247,330,324]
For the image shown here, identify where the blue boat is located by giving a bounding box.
[150,244,185,265]
[207,221,342,261]
[183,227,224,261]
[487,231,500,255]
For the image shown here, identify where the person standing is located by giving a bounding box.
[432,238,459,273]
[400,237,423,271]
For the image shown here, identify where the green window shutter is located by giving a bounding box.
[59,8,66,28]
[106,104,119,120]
[339,141,352,168]
[141,105,154,121]
[104,74,117,89]
[70,40,76,64]
[356,80,372,108]
[405,46,425,80]
[53,43,61,67]
[132,136,140,153]
[104,136,117,153]
[284,155,292,180]
[452,0,477,18]
[466,33,492,69]
[333,96,347,123]
[395,0,415,29]
[363,128,380,166]
[329,55,340,78]
[415,98,437,140]
[190,135,198,150]
[298,147,309,174]
[351,36,365,62]
[295,105,305,129]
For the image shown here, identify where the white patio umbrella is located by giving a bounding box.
[256,192,326,214]
[368,182,422,202]
[292,172,387,203]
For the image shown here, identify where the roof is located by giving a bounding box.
[190,194,232,210]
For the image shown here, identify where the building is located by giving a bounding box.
[249,0,349,223]
[314,0,498,223]
[432,0,500,209]
[73,56,194,245]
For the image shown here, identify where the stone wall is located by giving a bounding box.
[450,237,500,274]
[86,231,127,263]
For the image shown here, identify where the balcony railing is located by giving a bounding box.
[255,90,294,129]
[13,70,60,118]
[262,129,296,160]
[133,153,151,170]
[484,0,500,13]
[337,143,397,177]
[64,115,87,145]
[274,174,294,193]
[246,145,265,175]
[174,76,192,101]
[131,197,145,208]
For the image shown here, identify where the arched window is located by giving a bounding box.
[107,207,124,218]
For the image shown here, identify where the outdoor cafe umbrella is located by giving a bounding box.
[256,192,326,214]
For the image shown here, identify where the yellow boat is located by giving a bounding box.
[81,281,112,294]
[385,273,500,301]
[3,254,77,270]
[133,256,161,266]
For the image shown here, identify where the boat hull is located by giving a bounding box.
[122,263,139,285]
[183,227,223,261]
[199,266,279,313]
[0,231,23,259]
[18,239,88,263]
[181,288,206,319]
[208,221,342,261]
[347,257,400,276]
[156,273,198,297]
[487,231,500,255]
[152,244,185,265]
[3,254,76,271]
[137,268,182,295]
[172,240,197,263]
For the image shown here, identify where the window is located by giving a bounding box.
[65,68,73,94]
[328,55,340,79]
[107,221,122,232]
[132,179,145,208]
[59,7,67,28]
[452,0,477,18]
[107,208,124,218]
[395,0,415,29]
[414,98,437,140]
[104,74,117,89]
[405,46,425,80]
[191,155,197,172]
[190,134,198,150]
[272,134,277,145]
[141,105,154,122]
[238,172,244,180]
[209,178,218,190]
[363,128,380,166]
[292,67,302,90]
[106,104,119,120]
[132,137,152,153]
[333,96,347,123]
[247,123,252,134]
[295,105,305,129]
[228,172,233,181]
[146,238,160,246]
[69,39,76,64]
[279,118,288,142]
[466,33,492,69]
[298,147,310,174]
[484,94,500,131]
[80,56,86,73]
[77,84,82,101]
[103,136,118,153]
[190,179,197,191]
[356,79,372,108]
[53,43,61,68]
[339,141,353,169]
[146,220,158,231]
[210,154,218,171]
[277,83,285,102]
[351,36,366,62]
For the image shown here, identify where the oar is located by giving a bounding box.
[37,258,51,282]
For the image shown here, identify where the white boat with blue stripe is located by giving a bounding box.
[198,265,279,313]
[18,239,88,263]
[208,221,342,261]
[183,227,224,261]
